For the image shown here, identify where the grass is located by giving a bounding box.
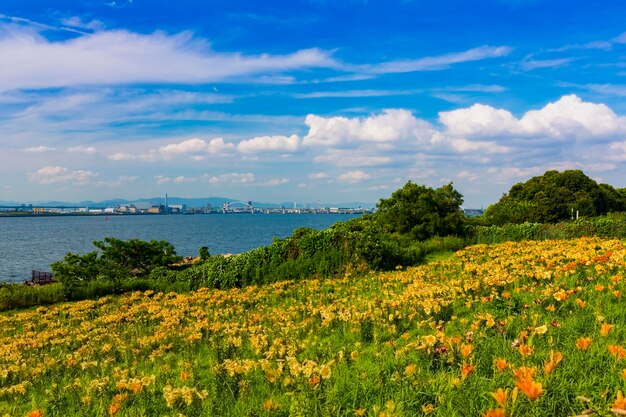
[2,237,626,416]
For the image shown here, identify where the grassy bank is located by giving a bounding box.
[2,237,626,416]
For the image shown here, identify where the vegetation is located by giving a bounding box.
[4,237,626,416]
[484,170,626,225]
[375,182,465,240]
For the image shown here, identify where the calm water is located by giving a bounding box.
[0,214,359,282]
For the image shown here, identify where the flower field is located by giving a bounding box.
[4,237,626,416]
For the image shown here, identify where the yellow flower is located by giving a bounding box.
[494,358,508,372]
[404,363,417,377]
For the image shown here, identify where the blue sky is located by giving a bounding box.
[2,0,626,206]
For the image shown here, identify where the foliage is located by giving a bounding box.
[470,212,626,244]
[0,283,64,311]
[51,237,181,298]
[4,237,626,416]
[484,170,626,225]
[374,181,466,240]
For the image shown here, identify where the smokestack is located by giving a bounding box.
[165,193,168,214]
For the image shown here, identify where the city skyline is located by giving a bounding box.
[2,1,626,207]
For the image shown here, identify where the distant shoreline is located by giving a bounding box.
[0,211,365,218]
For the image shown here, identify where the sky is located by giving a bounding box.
[2,1,626,207]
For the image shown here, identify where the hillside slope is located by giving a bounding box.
[2,237,626,416]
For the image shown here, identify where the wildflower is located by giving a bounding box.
[308,374,321,387]
[461,363,475,379]
[576,299,587,308]
[513,367,536,381]
[355,408,367,417]
[320,364,332,379]
[613,391,626,411]
[608,345,626,360]
[613,290,622,298]
[596,284,605,292]
[494,358,508,372]
[350,351,359,361]
[460,344,474,358]
[544,351,563,375]
[483,409,506,417]
[405,363,417,377]
[518,345,533,357]
[602,323,614,336]
[262,399,280,411]
[576,337,592,350]
[108,403,120,416]
[422,403,434,414]
[515,378,543,401]
[534,325,548,335]
[27,411,43,417]
[553,290,567,301]
[491,388,508,407]
[612,275,622,283]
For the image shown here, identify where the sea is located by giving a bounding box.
[0,213,359,283]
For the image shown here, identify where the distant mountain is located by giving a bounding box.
[2,196,376,209]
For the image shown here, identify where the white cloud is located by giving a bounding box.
[356,46,511,74]
[440,95,626,140]
[208,173,256,184]
[29,165,97,185]
[66,145,97,154]
[303,109,435,147]
[174,176,196,184]
[24,145,55,153]
[237,134,301,154]
[314,152,393,166]
[308,172,329,179]
[159,138,208,154]
[0,23,336,91]
[337,170,371,183]
[155,175,170,185]
[258,178,290,186]
[207,137,235,154]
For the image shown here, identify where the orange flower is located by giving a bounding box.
[483,409,506,417]
[180,371,190,381]
[27,411,43,417]
[491,388,508,407]
[553,289,567,301]
[108,403,120,416]
[613,391,626,411]
[461,363,475,379]
[576,299,587,308]
[576,337,592,350]
[518,345,533,357]
[608,345,626,360]
[613,290,622,298]
[544,351,563,375]
[515,378,543,401]
[601,323,614,336]
[595,284,605,292]
[494,358,508,372]
[502,291,511,299]
[308,374,321,387]
[612,275,622,283]
[460,344,474,358]
[513,367,536,381]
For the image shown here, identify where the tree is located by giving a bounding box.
[374,181,465,240]
[485,170,626,225]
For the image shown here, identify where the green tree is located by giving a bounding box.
[485,170,626,225]
[374,181,465,240]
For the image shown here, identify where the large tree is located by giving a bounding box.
[374,181,465,240]
[485,170,626,225]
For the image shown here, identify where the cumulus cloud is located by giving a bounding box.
[439,95,626,141]
[159,138,208,154]
[24,145,55,153]
[303,109,435,147]
[66,145,97,154]
[207,173,256,184]
[237,134,301,154]
[337,170,371,183]
[29,165,97,185]
[0,23,336,91]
